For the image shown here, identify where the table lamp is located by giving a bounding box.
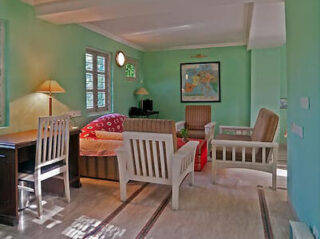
[136,87,149,110]
[37,80,65,116]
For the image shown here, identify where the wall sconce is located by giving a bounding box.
[115,51,126,67]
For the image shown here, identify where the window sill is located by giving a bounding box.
[125,77,138,82]
[87,110,113,117]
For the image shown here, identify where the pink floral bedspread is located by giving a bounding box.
[80,138,123,156]
[80,113,126,156]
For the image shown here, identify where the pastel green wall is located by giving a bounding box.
[250,46,287,144]
[286,0,320,233]
[0,0,143,134]
[142,46,251,129]
[250,48,281,122]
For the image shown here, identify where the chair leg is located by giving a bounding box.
[172,184,179,210]
[272,149,278,191]
[63,171,71,203]
[272,171,277,191]
[34,180,43,219]
[212,160,217,184]
[120,180,127,202]
[189,171,194,186]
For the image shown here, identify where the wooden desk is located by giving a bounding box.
[0,129,81,226]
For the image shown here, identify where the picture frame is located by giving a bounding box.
[180,61,221,103]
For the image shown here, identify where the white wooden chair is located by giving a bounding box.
[116,119,199,210]
[212,108,279,190]
[18,115,71,218]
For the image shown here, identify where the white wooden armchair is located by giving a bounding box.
[212,108,279,190]
[116,119,199,210]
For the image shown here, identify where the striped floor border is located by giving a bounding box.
[83,183,149,239]
[257,185,274,239]
[135,192,172,239]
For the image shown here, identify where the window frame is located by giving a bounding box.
[125,58,138,81]
[85,48,111,113]
[0,20,5,126]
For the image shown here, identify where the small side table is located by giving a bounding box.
[129,110,159,118]
[177,138,207,171]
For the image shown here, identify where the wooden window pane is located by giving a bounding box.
[98,74,105,90]
[86,92,94,109]
[97,56,105,73]
[86,73,93,90]
[86,53,93,71]
[97,92,105,108]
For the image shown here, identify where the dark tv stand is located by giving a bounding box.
[129,109,159,118]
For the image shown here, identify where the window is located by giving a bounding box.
[0,21,5,125]
[85,49,111,112]
[125,58,138,81]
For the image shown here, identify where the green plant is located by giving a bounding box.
[179,128,188,140]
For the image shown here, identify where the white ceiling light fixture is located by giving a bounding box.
[115,51,126,67]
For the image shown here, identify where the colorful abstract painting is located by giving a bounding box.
[180,62,221,102]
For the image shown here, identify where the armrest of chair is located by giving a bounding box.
[219,125,254,135]
[175,121,185,132]
[115,146,128,181]
[172,141,199,175]
[205,121,216,140]
[211,139,279,163]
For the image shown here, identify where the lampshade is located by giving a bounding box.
[37,80,65,94]
[136,87,149,96]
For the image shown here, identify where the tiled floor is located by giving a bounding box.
[0,147,294,239]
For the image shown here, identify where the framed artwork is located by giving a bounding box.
[180,61,221,102]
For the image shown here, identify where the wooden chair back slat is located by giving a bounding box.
[139,140,147,177]
[36,115,70,169]
[159,141,166,178]
[146,140,153,177]
[152,141,160,178]
[123,132,173,181]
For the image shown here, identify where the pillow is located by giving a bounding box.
[95,131,123,140]
[80,113,127,139]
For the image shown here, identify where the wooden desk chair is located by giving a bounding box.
[176,105,216,153]
[18,115,71,218]
[116,118,199,210]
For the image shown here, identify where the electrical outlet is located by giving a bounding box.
[300,97,310,109]
[291,122,304,138]
[66,110,81,118]
[313,226,319,239]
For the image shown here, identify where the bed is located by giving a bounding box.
[79,113,126,181]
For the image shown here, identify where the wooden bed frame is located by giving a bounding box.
[79,155,119,181]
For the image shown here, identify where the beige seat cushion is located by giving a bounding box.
[185,105,211,130]
[215,134,252,141]
[187,129,205,139]
[251,108,279,142]
[123,118,177,152]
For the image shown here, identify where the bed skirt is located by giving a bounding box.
[79,155,119,181]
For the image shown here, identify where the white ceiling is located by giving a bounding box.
[22,0,286,51]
